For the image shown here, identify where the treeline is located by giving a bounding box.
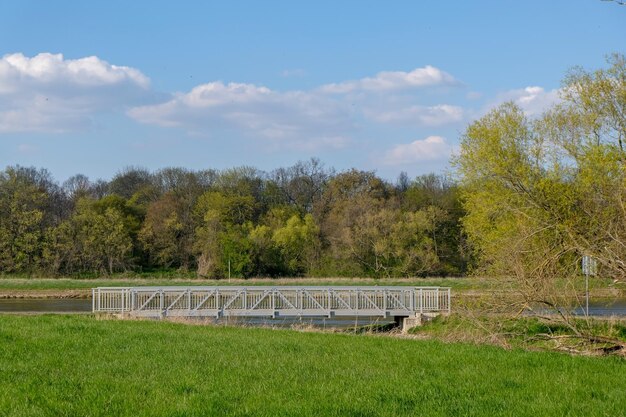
[0,160,469,278]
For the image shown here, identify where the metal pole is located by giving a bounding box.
[586,271,589,317]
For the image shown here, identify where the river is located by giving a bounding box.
[1,297,625,318]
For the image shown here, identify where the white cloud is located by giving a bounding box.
[0,54,463,151]
[381,136,456,166]
[129,81,354,142]
[129,65,464,146]
[0,53,149,91]
[0,52,151,133]
[366,104,464,126]
[319,66,458,94]
[491,86,560,116]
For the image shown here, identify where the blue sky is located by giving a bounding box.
[0,0,624,183]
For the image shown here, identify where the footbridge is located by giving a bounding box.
[92,286,450,329]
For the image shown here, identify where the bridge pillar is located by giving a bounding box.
[393,315,423,333]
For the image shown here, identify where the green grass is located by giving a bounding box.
[1,315,625,416]
[0,276,483,292]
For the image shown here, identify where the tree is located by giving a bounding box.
[313,170,392,276]
[63,174,91,200]
[109,166,153,199]
[139,193,193,269]
[271,158,333,214]
[272,214,319,275]
[193,190,257,277]
[402,174,469,274]
[138,168,212,271]
[0,167,60,273]
[47,198,133,275]
[455,54,626,341]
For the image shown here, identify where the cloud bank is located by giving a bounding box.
[1,53,564,167]
[0,52,151,132]
[128,81,354,149]
[129,65,463,145]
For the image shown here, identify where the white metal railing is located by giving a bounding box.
[92,286,451,318]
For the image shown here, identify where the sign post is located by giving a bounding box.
[582,255,597,316]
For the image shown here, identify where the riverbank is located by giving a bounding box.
[1,276,622,299]
[1,314,625,416]
[0,277,483,299]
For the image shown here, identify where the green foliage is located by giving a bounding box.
[139,193,194,270]
[0,167,56,273]
[0,162,466,278]
[455,54,626,334]
[272,214,319,275]
[45,198,133,275]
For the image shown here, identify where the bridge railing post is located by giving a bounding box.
[383,288,387,314]
[327,288,331,316]
[419,288,423,314]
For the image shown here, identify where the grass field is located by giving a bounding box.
[0,276,485,292]
[0,315,625,416]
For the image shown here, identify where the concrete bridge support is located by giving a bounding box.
[394,312,446,333]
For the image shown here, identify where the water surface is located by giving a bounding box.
[1,297,625,318]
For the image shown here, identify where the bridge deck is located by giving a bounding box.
[92,286,451,318]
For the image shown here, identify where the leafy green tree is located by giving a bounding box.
[0,167,59,273]
[402,174,468,274]
[455,54,626,332]
[249,224,285,276]
[219,224,254,278]
[272,214,319,275]
[313,170,393,276]
[137,168,215,271]
[47,198,133,275]
[391,208,441,276]
[139,193,192,269]
[194,190,257,277]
